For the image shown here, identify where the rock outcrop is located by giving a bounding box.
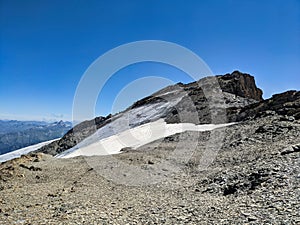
[165,71,263,124]
[228,90,300,122]
[217,71,263,101]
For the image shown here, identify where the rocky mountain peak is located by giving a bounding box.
[217,71,263,101]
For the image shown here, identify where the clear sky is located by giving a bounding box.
[1,0,299,121]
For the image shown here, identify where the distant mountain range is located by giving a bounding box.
[0,120,72,155]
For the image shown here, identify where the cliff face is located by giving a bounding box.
[164,71,263,124]
[217,71,263,101]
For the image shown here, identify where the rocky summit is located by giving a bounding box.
[0,71,299,224]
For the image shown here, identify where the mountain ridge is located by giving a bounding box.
[36,71,264,156]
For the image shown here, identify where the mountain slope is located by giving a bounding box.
[37,71,262,156]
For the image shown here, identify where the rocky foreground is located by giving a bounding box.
[0,111,299,224]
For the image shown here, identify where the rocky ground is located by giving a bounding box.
[0,112,299,224]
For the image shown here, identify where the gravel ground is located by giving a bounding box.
[0,114,299,224]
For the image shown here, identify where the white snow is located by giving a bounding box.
[57,119,235,158]
[0,138,59,163]
[67,93,186,154]
[154,89,179,98]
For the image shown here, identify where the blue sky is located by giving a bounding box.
[1,0,299,121]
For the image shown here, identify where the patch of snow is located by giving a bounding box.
[0,138,59,163]
[67,93,186,155]
[154,89,178,98]
[57,119,235,158]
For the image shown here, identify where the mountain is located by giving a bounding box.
[0,120,49,135]
[0,71,299,224]
[0,120,72,155]
[37,71,262,156]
